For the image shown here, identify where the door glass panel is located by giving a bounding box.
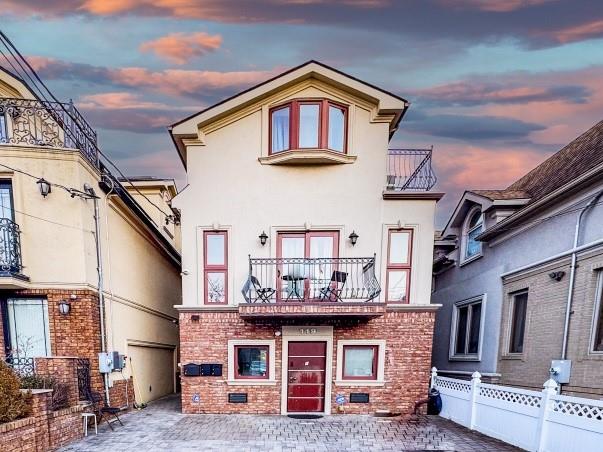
[206,272,226,303]
[271,106,290,153]
[0,182,13,220]
[309,235,335,296]
[299,104,319,148]
[387,270,408,302]
[389,231,410,264]
[328,105,345,152]
[7,298,50,357]
[206,234,225,266]
[280,236,305,299]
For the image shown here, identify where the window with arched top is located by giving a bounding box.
[463,207,483,261]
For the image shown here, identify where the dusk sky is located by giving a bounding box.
[2,0,602,225]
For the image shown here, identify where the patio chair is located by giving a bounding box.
[241,275,276,303]
[362,261,380,301]
[319,270,347,302]
[86,389,123,431]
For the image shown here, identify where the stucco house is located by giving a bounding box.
[170,61,443,416]
[0,67,182,407]
[432,120,603,398]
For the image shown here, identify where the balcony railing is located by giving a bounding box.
[0,97,99,166]
[387,148,436,191]
[0,218,22,276]
[242,256,381,303]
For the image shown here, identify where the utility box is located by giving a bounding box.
[112,352,126,370]
[98,352,114,373]
[550,359,571,384]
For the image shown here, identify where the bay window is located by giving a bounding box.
[269,99,348,154]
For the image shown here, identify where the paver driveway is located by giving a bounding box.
[61,395,519,451]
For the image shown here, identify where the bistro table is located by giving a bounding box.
[281,274,306,301]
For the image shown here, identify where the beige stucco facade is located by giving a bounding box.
[0,69,181,405]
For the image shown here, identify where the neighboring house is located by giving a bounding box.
[0,68,182,406]
[432,120,603,398]
[170,61,443,416]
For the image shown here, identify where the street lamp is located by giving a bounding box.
[58,300,71,315]
[349,231,359,246]
[259,231,268,246]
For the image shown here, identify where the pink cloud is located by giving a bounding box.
[139,32,222,65]
[545,19,603,44]
[437,0,553,12]
[78,92,172,110]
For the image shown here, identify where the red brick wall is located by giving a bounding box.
[179,310,435,415]
[0,416,37,451]
[109,377,134,410]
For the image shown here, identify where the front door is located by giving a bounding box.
[287,341,327,412]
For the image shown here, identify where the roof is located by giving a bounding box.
[169,60,410,168]
[506,120,603,201]
[469,189,531,201]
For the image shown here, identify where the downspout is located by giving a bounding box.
[561,190,603,360]
[85,183,111,404]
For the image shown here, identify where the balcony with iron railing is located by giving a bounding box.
[0,218,25,281]
[387,148,436,191]
[239,255,385,319]
[0,97,99,167]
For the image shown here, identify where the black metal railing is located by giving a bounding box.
[76,358,91,401]
[0,97,99,166]
[3,355,35,378]
[387,148,436,191]
[0,218,23,275]
[243,256,381,303]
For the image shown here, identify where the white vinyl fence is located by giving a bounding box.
[431,368,603,452]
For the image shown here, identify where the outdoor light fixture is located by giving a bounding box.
[259,231,268,246]
[58,300,71,315]
[549,271,566,282]
[37,178,51,197]
[349,230,359,246]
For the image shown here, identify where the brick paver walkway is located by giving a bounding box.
[61,395,520,451]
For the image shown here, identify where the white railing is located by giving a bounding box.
[431,367,603,452]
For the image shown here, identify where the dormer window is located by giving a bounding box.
[270,99,347,154]
[463,207,483,261]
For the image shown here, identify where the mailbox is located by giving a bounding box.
[211,364,223,376]
[183,363,201,377]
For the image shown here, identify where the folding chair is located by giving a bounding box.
[319,270,347,302]
[362,261,381,301]
[242,275,276,303]
[87,390,124,431]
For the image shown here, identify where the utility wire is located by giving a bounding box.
[0,30,178,223]
[0,203,95,232]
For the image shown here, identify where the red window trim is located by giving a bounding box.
[342,345,379,380]
[269,99,348,155]
[234,345,270,380]
[385,228,413,304]
[203,230,228,305]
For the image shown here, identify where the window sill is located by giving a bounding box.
[501,354,524,361]
[226,379,277,386]
[259,149,357,166]
[334,380,385,387]
[459,253,483,267]
[448,355,481,362]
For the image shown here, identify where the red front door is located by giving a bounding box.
[287,341,327,412]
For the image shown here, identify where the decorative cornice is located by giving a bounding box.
[382,191,445,201]
[258,149,357,165]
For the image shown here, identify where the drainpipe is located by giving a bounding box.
[561,190,603,360]
[85,183,111,405]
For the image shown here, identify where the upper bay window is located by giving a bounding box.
[463,207,483,262]
[270,99,347,154]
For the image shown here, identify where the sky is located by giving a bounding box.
[1,0,602,226]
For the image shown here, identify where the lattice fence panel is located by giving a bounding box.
[435,377,471,393]
[553,399,603,421]
[479,386,541,408]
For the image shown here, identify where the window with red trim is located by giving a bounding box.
[235,345,269,379]
[269,99,347,154]
[203,230,227,304]
[386,229,412,303]
[342,345,378,380]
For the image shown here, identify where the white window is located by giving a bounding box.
[227,340,276,385]
[591,272,603,353]
[508,291,528,354]
[335,340,386,386]
[7,298,51,357]
[462,207,483,262]
[449,295,485,360]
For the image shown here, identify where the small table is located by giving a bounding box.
[282,275,306,301]
[82,412,97,436]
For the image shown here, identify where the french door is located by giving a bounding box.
[276,231,339,301]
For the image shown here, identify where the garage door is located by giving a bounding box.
[128,345,175,404]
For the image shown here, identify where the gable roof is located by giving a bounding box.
[469,189,531,201]
[169,60,409,167]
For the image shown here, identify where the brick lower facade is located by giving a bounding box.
[179,308,435,415]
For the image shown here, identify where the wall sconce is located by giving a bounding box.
[37,178,51,198]
[259,231,268,246]
[58,300,71,315]
[349,230,359,246]
[549,271,566,282]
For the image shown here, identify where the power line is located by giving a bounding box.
[0,30,178,224]
[0,203,94,232]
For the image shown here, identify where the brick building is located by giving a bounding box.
[170,61,442,415]
[432,120,603,397]
[0,66,181,407]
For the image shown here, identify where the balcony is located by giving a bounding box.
[239,256,385,319]
[0,218,27,286]
[0,97,99,167]
[386,148,436,191]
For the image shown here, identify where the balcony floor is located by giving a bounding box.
[238,302,386,319]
